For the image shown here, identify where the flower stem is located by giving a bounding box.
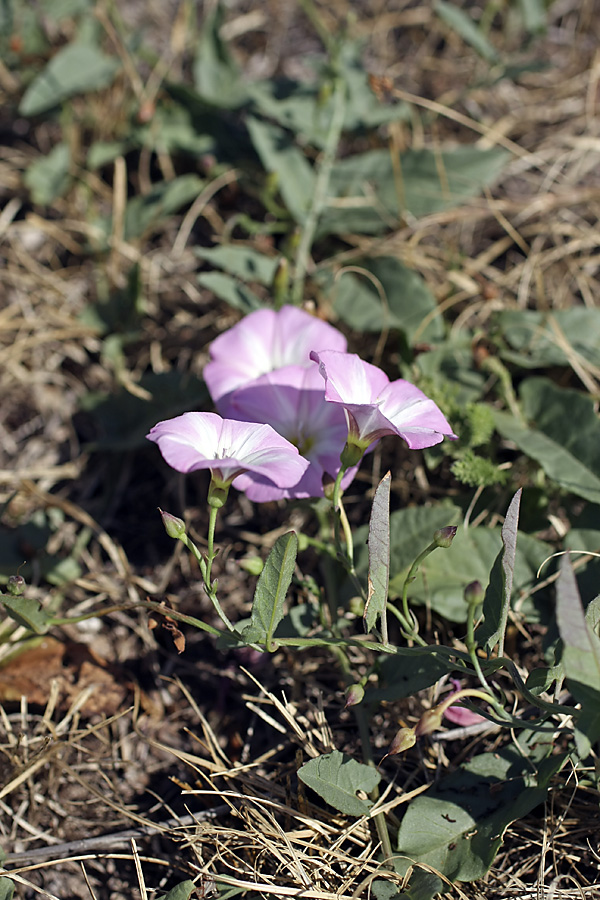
[181,527,235,633]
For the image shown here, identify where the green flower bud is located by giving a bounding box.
[344,683,365,708]
[7,575,25,596]
[159,509,186,540]
[415,705,444,737]
[464,580,485,607]
[432,525,457,549]
[387,727,416,756]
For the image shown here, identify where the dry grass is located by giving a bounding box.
[1,0,599,897]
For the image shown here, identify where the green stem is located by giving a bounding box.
[181,528,235,633]
[386,602,427,647]
[465,603,491,690]
[291,75,346,304]
[334,646,394,867]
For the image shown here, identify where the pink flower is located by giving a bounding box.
[146,412,309,492]
[226,365,356,501]
[310,350,457,450]
[204,306,347,416]
[443,680,487,727]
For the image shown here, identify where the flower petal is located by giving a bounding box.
[205,306,347,414]
[312,350,456,449]
[147,412,309,489]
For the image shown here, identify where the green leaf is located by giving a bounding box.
[19,43,120,116]
[243,532,298,650]
[556,554,600,755]
[0,595,51,634]
[24,142,71,205]
[395,747,564,885]
[497,308,600,369]
[0,877,14,900]
[319,146,509,236]
[365,472,391,634]
[415,338,488,406]
[156,880,197,900]
[477,489,521,653]
[193,5,248,108]
[517,0,548,34]
[493,378,600,504]
[373,869,442,900]
[197,271,264,313]
[435,0,499,62]
[196,245,278,286]
[246,117,315,224]
[354,507,550,624]
[41,0,92,21]
[367,647,456,702]
[321,256,444,343]
[122,175,204,240]
[298,750,380,817]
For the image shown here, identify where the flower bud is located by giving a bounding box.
[432,525,457,549]
[159,509,186,540]
[414,705,444,737]
[344,683,365,708]
[387,727,416,756]
[6,575,25,597]
[464,580,484,607]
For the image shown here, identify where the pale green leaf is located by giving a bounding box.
[243,532,298,649]
[298,750,380,817]
[478,489,521,652]
[24,142,71,205]
[435,0,499,62]
[395,748,564,884]
[197,272,264,313]
[321,256,444,342]
[365,472,391,634]
[196,245,278,286]
[246,117,315,224]
[19,43,120,116]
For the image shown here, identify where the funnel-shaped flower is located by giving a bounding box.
[226,365,356,501]
[147,412,309,493]
[310,350,457,451]
[204,306,347,416]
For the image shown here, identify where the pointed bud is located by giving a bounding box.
[414,705,444,737]
[159,509,186,540]
[344,683,365,708]
[6,575,25,597]
[464,580,484,607]
[432,526,457,549]
[387,727,416,756]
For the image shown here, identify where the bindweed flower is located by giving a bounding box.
[226,365,357,501]
[204,305,347,416]
[310,350,457,452]
[443,680,488,727]
[146,412,309,499]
